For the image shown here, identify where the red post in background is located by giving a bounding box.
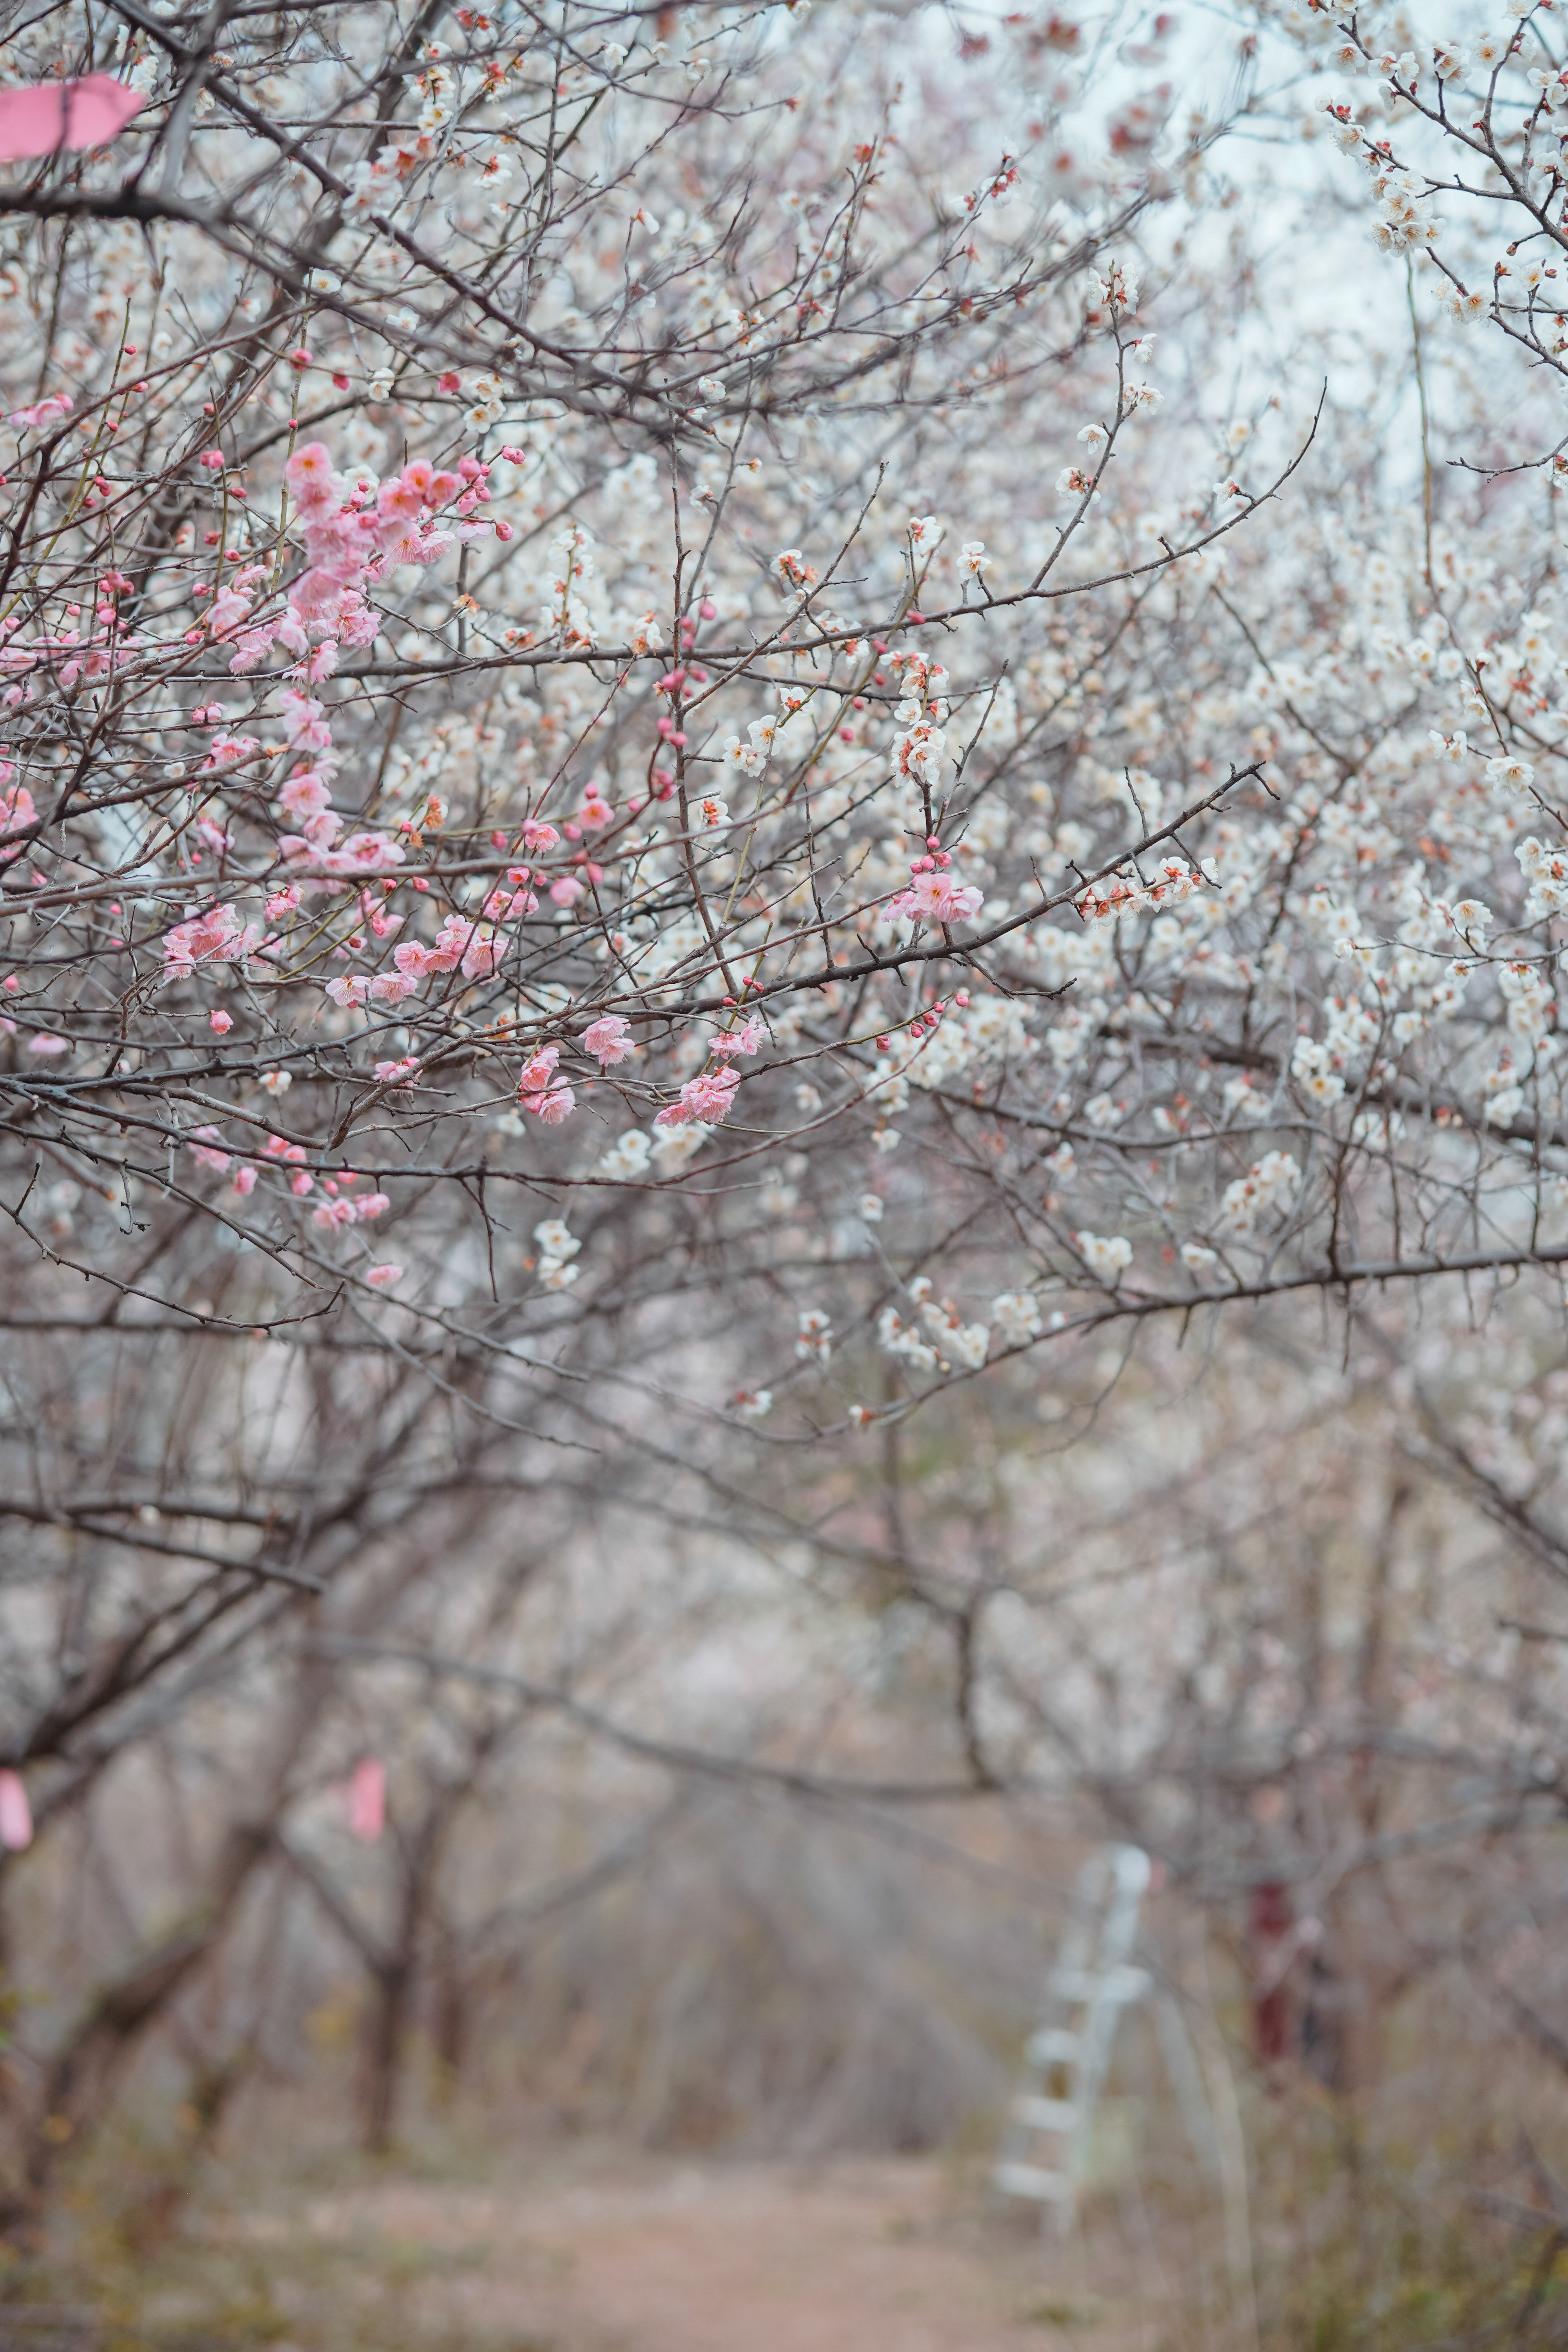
[1249,1881,1292,2062]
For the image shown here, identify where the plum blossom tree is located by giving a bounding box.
[8,0,1568,2216]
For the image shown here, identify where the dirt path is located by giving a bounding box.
[276,2156,1173,2352]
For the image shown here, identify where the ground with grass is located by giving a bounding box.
[11,2151,1192,2352]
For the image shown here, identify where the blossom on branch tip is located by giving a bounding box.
[285,442,339,511]
[1219,1151,1301,1235]
[583,1014,637,1066]
[203,735,261,772]
[1486,753,1535,796]
[991,1291,1042,1346]
[0,782,36,855]
[655,1066,740,1127]
[709,1015,765,1059]
[162,904,261,978]
[884,865,985,929]
[1290,1037,1345,1106]
[519,1044,560,1095]
[519,1044,576,1123]
[796,1307,832,1363]
[279,689,333,753]
[1073,1230,1132,1283]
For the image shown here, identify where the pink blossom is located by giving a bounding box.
[207,588,252,638]
[460,922,503,979]
[530,1085,576,1124]
[654,1066,740,1127]
[885,867,985,927]
[424,915,474,973]
[377,474,424,526]
[0,782,35,862]
[288,569,346,624]
[278,688,333,752]
[355,1192,390,1220]
[519,1044,560,1098]
[485,885,538,920]
[325,975,368,1008]
[583,1014,637,1067]
[577,788,613,831]
[304,512,380,578]
[0,1769,33,1853]
[278,771,333,822]
[373,1056,420,1084]
[292,641,339,683]
[202,734,260,772]
[338,600,379,649]
[210,1009,233,1034]
[550,876,584,907]
[7,391,73,430]
[232,1165,257,1195]
[290,1170,314,1196]
[370,972,419,1004]
[365,1263,403,1289]
[186,1126,231,1173]
[27,1033,68,1055]
[394,527,455,570]
[393,940,436,980]
[285,441,340,513]
[522,819,560,851]
[334,831,405,874]
[313,1196,357,1229]
[710,1015,766,1059]
[229,630,275,674]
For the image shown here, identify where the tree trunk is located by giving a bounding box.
[361,1959,413,2154]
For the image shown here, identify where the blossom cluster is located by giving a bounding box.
[2,0,1568,1445]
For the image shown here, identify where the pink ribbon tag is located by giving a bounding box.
[0,1769,34,1851]
[0,76,142,164]
[348,1756,385,1842]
